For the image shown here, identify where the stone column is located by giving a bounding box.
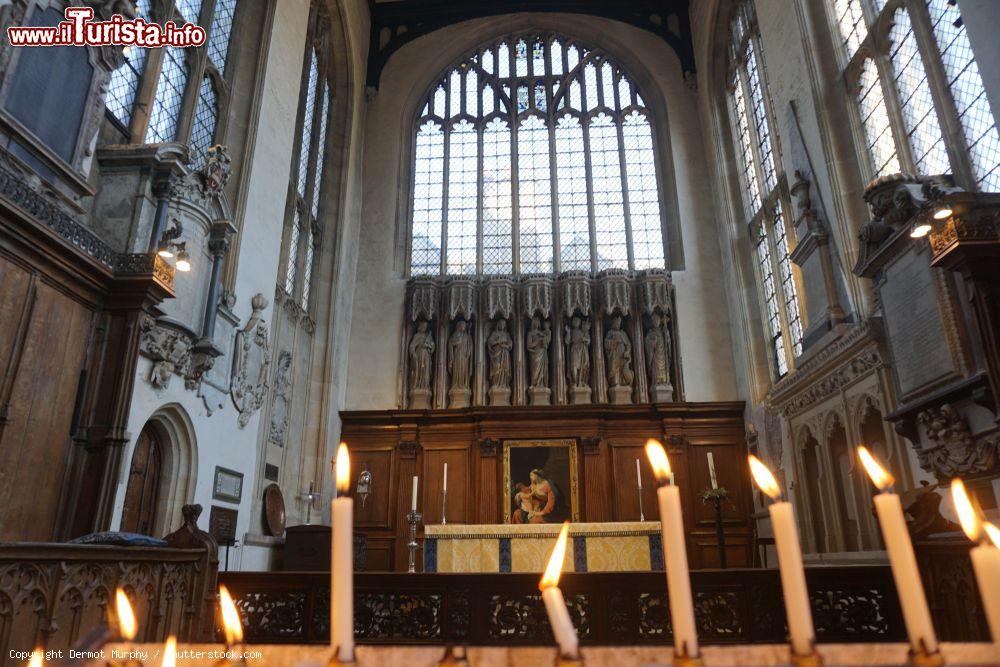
[191,220,237,371]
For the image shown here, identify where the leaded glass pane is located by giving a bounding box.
[517,85,529,113]
[483,119,513,274]
[285,210,300,294]
[145,47,188,143]
[517,115,553,273]
[446,121,478,275]
[584,64,598,112]
[556,116,590,271]
[772,201,802,357]
[600,62,616,110]
[731,74,761,217]
[411,121,445,274]
[297,49,318,197]
[755,222,788,376]
[746,42,777,192]
[482,47,494,75]
[433,86,446,117]
[889,8,951,176]
[498,42,510,78]
[624,112,664,270]
[832,0,867,58]
[106,44,148,127]
[927,0,1000,191]
[858,58,901,178]
[189,76,217,166]
[532,40,545,76]
[311,82,330,217]
[176,0,204,23]
[567,45,580,72]
[618,76,633,109]
[590,113,627,270]
[515,39,528,77]
[550,39,564,76]
[569,78,582,110]
[448,69,461,118]
[301,222,314,310]
[535,83,547,112]
[207,0,236,76]
[482,85,495,116]
[465,69,478,116]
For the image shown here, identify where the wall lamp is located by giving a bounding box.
[157,218,192,272]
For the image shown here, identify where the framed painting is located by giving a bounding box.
[502,439,580,524]
[212,466,244,503]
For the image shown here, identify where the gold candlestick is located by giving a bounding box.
[908,638,945,667]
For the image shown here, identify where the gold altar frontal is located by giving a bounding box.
[423,522,662,573]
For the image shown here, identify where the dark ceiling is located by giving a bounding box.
[365,0,695,88]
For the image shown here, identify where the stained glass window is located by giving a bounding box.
[282,6,334,313]
[408,33,665,276]
[727,1,802,377]
[830,0,998,190]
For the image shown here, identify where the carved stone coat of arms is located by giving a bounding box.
[231,293,272,428]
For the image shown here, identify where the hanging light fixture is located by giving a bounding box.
[175,248,192,272]
[932,205,953,220]
[909,221,932,239]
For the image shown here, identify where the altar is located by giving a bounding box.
[423,521,663,573]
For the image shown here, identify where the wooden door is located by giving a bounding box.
[120,425,163,535]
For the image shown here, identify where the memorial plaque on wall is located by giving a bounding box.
[880,249,956,398]
[209,506,238,546]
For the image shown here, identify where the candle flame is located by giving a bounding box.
[115,588,137,640]
[218,585,244,645]
[645,439,672,484]
[539,521,570,590]
[27,649,42,667]
[161,636,176,667]
[336,442,351,494]
[984,523,1000,549]
[748,455,781,500]
[857,445,894,491]
[951,478,982,542]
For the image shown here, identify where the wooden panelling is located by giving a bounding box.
[359,536,395,572]
[341,402,750,571]
[0,258,92,541]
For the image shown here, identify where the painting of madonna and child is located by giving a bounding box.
[503,439,580,524]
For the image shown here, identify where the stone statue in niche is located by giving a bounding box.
[565,316,591,404]
[604,315,634,404]
[487,318,513,406]
[408,319,435,409]
[448,319,473,408]
[526,316,552,405]
[644,311,674,403]
[268,351,292,447]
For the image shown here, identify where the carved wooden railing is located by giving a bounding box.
[220,568,906,645]
[0,542,217,664]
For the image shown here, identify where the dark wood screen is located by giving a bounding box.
[121,424,164,535]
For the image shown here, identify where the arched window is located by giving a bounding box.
[105,0,238,165]
[726,2,803,378]
[830,0,999,191]
[281,4,333,314]
[408,33,667,277]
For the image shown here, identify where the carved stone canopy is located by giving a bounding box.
[409,277,440,322]
[598,269,631,316]
[560,271,591,317]
[447,277,476,320]
[637,268,672,315]
[484,278,515,320]
[521,276,553,318]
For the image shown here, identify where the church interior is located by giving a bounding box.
[1,0,1000,664]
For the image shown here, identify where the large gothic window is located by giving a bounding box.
[105,0,238,164]
[726,2,803,378]
[830,0,999,191]
[408,33,667,277]
[281,4,333,314]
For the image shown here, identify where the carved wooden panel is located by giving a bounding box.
[421,446,470,525]
[0,257,92,541]
[609,442,659,523]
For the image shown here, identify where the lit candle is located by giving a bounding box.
[27,649,42,667]
[218,585,244,646]
[857,446,938,655]
[645,439,699,659]
[749,456,814,657]
[115,587,138,641]
[636,458,642,488]
[951,479,1000,646]
[443,462,448,493]
[411,475,419,511]
[331,443,354,661]
[539,521,579,659]
[161,636,176,667]
[707,452,718,490]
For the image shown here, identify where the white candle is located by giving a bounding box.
[443,462,448,492]
[952,479,1000,646]
[646,439,698,658]
[749,456,814,656]
[636,458,642,488]
[332,443,354,661]
[707,452,718,490]
[858,446,938,654]
[411,475,419,511]
[539,522,579,658]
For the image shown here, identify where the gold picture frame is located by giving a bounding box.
[502,439,580,524]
